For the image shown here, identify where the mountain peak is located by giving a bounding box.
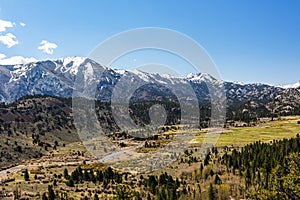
[57,56,86,65]
[277,81,300,89]
[186,72,216,82]
[53,56,87,75]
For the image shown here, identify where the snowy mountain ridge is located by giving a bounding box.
[278,81,300,89]
[0,57,298,117]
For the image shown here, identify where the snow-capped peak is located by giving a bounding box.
[7,56,86,82]
[277,81,300,89]
[186,72,216,82]
[55,56,86,74]
[131,69,152,82]
[60,56,86,66]
[232,81,245,85]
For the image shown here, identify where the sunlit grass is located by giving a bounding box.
[193,116,300,147]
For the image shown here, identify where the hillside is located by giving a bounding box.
[0,96,78,169]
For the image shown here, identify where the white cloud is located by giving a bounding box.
[0,33,19,48]
[37,40,57,54]
[0,19,19,48]
[20,22,26,27]
[0,55,37,65]
[0,19,14,32]
[0,53,6,59]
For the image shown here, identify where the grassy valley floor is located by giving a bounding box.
[0,116,299,199]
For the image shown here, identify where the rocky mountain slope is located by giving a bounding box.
[0,57,299,116]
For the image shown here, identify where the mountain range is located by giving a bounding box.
[0,57,299,117]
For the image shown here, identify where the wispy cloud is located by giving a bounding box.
[37,40,57,54]
[0,54,37,65]
[20,22,26,27]
[0,33,19,48]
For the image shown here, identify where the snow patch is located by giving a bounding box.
[115,69,126,75]
[278,81,300,89]
[57,56,86,75]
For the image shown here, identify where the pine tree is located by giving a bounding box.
[214,174,221,185]
[208,183,215,200]
[200,163,204,174]
[24,169,29,181]
[13,186,21,199]
[245,169,251,189]
[204,153,210,166]
[48,185,55,200]
[63,168,69,179]
[94,193,99,200]
[66,179,74,187]
[42,193,48,200]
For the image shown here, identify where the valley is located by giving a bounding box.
[1,1,299,199]
[0,112,299,199]
[0,59,299,199]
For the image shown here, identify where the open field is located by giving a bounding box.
[0,165,78,199]
[192,116,300,147]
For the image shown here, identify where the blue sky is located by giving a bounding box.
[0,0,299,85]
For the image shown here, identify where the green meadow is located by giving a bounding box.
[193,116,300,147]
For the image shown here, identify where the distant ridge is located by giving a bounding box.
[278,81,300,89]
[0,57,299,116]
